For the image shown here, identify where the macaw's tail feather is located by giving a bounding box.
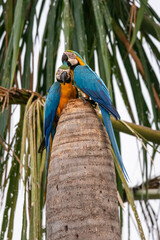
[45,134,53,188]
[100,106,129,182]
[45,125,56,189]
[38,137,45,153]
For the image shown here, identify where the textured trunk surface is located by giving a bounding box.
[46,99,120,240]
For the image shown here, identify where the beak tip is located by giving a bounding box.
[60,71,68,84]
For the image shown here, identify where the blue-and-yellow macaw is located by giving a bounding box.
[43,64,78,179]
[62,50,129,181]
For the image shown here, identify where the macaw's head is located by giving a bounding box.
[62,50,86,68]
[56,64,71,85]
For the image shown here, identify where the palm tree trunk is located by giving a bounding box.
[46,99,120,240]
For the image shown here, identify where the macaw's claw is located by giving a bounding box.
[81,96,87,105]
[80,97,97,108]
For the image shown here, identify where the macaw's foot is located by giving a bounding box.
[89,99,97,108]
[81,97,87,105]
[80,97,97,108]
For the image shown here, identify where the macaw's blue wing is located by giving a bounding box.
[74,64,129,181]
[44,81,61,148]
[74,65,120,120]
[44,81,61,180]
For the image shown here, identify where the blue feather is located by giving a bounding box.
[46,134,51,186]
[70,57,129,181]
[44,81,61,179]
[74,65,120,119]
[100,107,129,181]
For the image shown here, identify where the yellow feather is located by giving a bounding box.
[76,56,85,66]
[57,82,77,115]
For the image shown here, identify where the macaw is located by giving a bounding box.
[62,50,129,181]
[42,64,78,179]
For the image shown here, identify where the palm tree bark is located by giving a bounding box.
[46,99,120,240]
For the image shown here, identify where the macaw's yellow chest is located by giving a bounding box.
[56,82,77,115]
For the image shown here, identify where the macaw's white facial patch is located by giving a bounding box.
[68,58,79,66]
[64,51,77,59]
[56,68,70,81]
[63,51,79,66]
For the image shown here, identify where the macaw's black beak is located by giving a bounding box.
[62,53,68,63]
[62,53,72,67]
[60,71,68,85]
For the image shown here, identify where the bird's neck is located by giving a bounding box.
[70,59,85,72]
[76,56,85,66]
[60,80,72,87]
[57,78,71,84]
